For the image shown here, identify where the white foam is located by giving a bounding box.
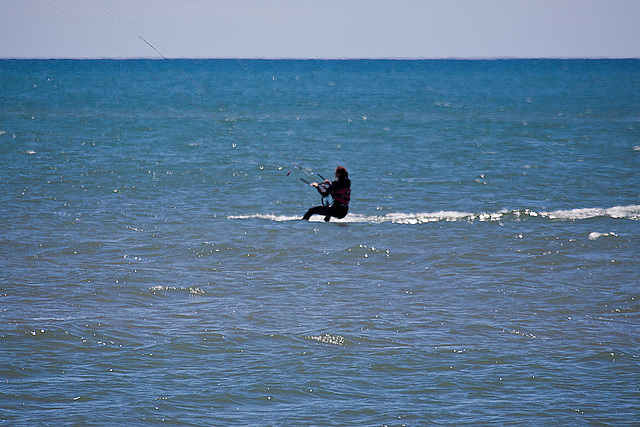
[149,285,205,295]
[540,205,640,220]
[588,232,618,240]
[228,212,480,224]
[228,205,640,224]
[228,213,301,222]
[305,333,346,346]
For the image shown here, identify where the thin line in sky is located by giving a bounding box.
[90,0,171,58]
[41,0,127,57]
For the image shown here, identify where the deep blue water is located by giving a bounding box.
[1,59,639,425]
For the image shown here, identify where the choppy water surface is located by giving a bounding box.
[1,59,639,424]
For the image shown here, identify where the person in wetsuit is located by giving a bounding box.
[302,166,351,221]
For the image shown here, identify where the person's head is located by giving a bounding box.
[335,166,348,180]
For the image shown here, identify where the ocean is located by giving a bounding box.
[1,59,639,425]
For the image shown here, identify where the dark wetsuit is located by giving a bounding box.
[302,178,351,221]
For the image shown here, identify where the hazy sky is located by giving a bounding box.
[2,0,639,59]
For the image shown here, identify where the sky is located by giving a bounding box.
[1,0,639,59]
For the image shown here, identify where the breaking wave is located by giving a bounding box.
[229,205,640,224]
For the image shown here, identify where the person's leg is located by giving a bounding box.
[333,205,348,219]
[322,205,348,221]
[302,205,331,220]
[325,205,348,221]
[304,205,348,221]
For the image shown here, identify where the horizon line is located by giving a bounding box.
[2,56,639,61]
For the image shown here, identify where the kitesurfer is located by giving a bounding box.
[302,166,351,221]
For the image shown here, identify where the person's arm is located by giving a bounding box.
[312,180,331,196]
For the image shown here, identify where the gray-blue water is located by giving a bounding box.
[1,59,639,425]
